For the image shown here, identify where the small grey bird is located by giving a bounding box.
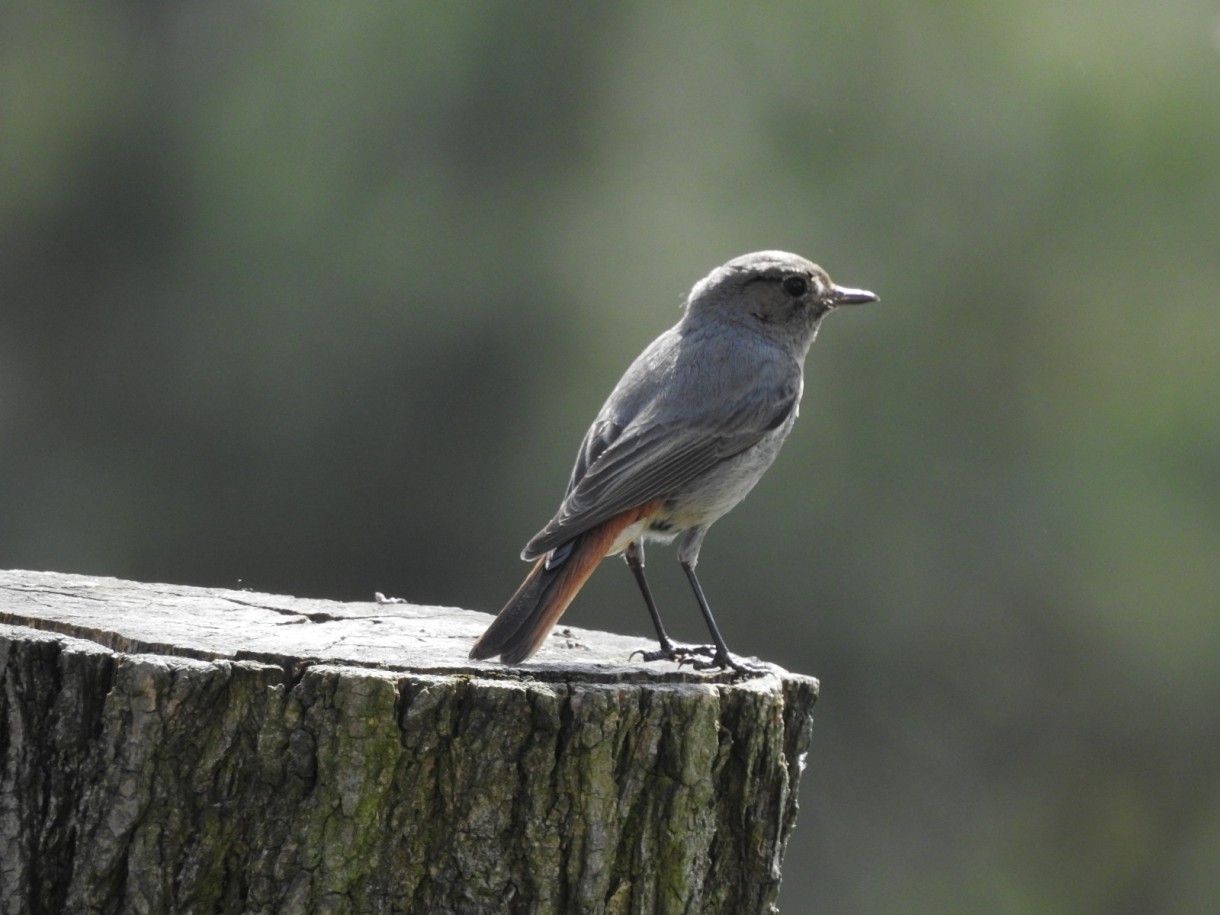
[470,251,877,673]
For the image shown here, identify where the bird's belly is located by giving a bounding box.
[606,518,680,556]
[605,430,789,556]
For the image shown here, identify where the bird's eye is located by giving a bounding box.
[781,275,809,298]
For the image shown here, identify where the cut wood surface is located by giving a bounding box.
[0,569,818,915]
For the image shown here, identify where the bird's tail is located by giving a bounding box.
[470,503,657,663]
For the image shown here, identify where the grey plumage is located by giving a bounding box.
[526,251,871,565]
[472,250,877,670]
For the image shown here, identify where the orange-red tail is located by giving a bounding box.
[470,504,656,663]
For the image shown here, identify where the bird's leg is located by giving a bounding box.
[680,560,767,677]
[623,541,713,663]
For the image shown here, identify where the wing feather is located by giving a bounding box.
[522,380,798,559]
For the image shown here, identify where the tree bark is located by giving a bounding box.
[0,569,817,915]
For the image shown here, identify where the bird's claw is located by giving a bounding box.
[632,643,767,677]
[681,652,768,678]
[630,642,717,664]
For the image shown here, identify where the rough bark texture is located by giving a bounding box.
[0,569,818,915]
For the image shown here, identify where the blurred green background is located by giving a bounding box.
[3,2,1218,911]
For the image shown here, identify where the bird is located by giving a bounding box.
[469,251,877,673]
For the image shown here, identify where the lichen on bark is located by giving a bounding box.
[1,570,817,914]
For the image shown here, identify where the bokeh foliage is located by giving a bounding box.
[2,2,1217,911]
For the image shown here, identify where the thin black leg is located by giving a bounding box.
[623,541,676,654]
[680,561,765,676]
[623,542,714,663]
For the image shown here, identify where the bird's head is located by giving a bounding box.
[686,250,877,350]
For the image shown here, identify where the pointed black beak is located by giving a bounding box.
[829,284,879,306]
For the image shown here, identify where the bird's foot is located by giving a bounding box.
[632,642,768,678]
[631,642,716,664]
[681,650,769,678]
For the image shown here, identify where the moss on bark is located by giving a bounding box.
[1,570,817,914]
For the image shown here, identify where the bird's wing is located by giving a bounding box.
[521,377,799,560]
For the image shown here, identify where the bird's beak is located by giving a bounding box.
[829,284,879,306]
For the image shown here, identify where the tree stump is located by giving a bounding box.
[0,569,818,915]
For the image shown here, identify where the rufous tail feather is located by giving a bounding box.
[470,502,658,663]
